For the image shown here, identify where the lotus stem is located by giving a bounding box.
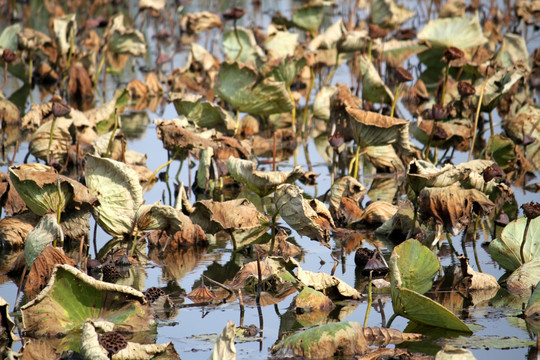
[521,218,532,265]
[287,86,297,134]
[446,233,459,258]
[233,110,239,136]
[390,84,401,118]
[385,312,397,328]
[322,51,340,87]
[424,121,436,161]
[363,276,373,328]
[256,252,262,306]
[269,212,279,256]
[28,56,33,86]
[105,109,118,159]
[93,213,99,259]
[302,67,315,136]
[14,263,27,312]
[407,193,419,240]
[130,228,140,257]
[47,117,57,164]
[230,231,237,250]
[468,77,488,161]
[471,212,483,272]
[367,39,373,62]
[440,62,450,106]
[233,19,243,62]
[94,49,107,88]
[488,111,494,137]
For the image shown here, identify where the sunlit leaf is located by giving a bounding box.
[223,27,264,65]
[370,0,414,29]
[417,15,487,49]
[506,258,540,295]
[208,321,236,360]
[170,93,234,131]
[24,213,62,267]
[107,14,147,57]
[358,55,394,104]
[53,14,77,56]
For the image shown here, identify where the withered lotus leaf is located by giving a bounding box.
[208,320,236,360]
[0,296,16,345]
[106,14,147,57]
[229,257,298,294]
[370,0,414,30]
[328,176,366,216]
[418,185,494,236]
[357,201,398,227]
[296,266,361,300]
[358,55,395,104]
[179,11,222,35]
[21,264,154,337]
[291,287,335,312]
[28,117,71,161]
[275,184,335,246]
[9,164,97,217]
[85,155,143,237]
[227,157,304,196]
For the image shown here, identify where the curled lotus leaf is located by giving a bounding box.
[208,320,236,360]
[291,3,326,33]
[328,176,366,215]
[308,19,346,51]
[170,93,234,131]
[506,259,540,295]
[357,200,398,227]
[28,117,72,162]
[227,157,304,196]
[296,266,360,300]
[358,55,394,104]
[9,164,97,217]
[85,155,143,237]
[24,213,63,267]
[413,119,473,150]
[265,31,299,60]
[179,11,222,35]
[229,257,298,294]
[53,13,77,56]
[494,33,530,69]
[337,30,368,53]
[265,55,306,88]
[291,287,334,312]
[364,145,405,172]
[503,103,540,169]
[370,0,414,29]
[20,264,153,337]
[382,39,428,68]
[275,184,335,246]
[0,296,15,345]
[489,217,540,271]
[419,185,494,236]
[135,203,185,232]
[223,27,264,65]
[348,107,411,153]
[214,62,293,116]
[524,280,540,320]
[480,63,528,112]
[417,15,487,49]
[106,14,146,57]
[313,85,337,120]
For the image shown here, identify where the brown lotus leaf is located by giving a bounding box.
[187,283,216,302]
[0,211,39,248]
[360,348,430,360]
[252,128,297,159]
[0,249,22,285]
[334,229,381,254]
[237,115,260,138]
[364,145,405,172]
[418,185,494,235]
[402,80,430,115]
[363,327,424,346]
[145,72,164,95]
[156,119,216,152]
[455,256,499,291]
[332,197,364,227]
[190,198,265,234]
[148,246,206,281]
[347,108,411,154]
[20,339,58,360]
[416,119,472,149]
[328,176,366,216]
[0,172,27,216]
[25,245,76,299]
[68,64,94,111]
[228,257,296,295]
[127,79,149,100]
[28,116,72,162]
[179,12,222,35]
[356,201,398,227]
[328,84,362,142]
[0,98,20,126]
[21,96,62,131]
[146,222,208,249]
[252,228,303,258]
[213,136,251,161]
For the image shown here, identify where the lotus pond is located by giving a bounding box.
[0,0,539,359]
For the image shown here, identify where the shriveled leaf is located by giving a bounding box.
[337,30,368,53]
[455,257,500,291]
[308,19,346,51]
[291,287,334,311]
[382,39,428,67]
[348,107,411,153]
[494,33,530,69]
[506,259,540,295]
[227,157,304,196]
[391,239,439,295]
[356,200,397,226]
[24,213,62,267]
[365,145,405,172]
[370,0,414,29]
[486,134,518,170]
[413,119,473,150]
[107,14,146,57]
[85,155,144,237]
[9,164,97,217]
[0,296,16,344]
[489,217,540,271]
[296,267,360,300]
[229,257,298,294]
[0,212,39,248]
[328,176,366,215]
[358,55,394,104]
[265,55,306,87]
[179,11,222,35]
[481,63,528,112]
[503,103,540,169]
[208,320,236,360]
[21,264,153,337]
[53,14,77,56]
[275,184,335,246]
[139,0,166,11]
[419,185,494,235]
[417,15,487,49]
[214,62,293,115]
[313,85,337,120]
[375,202,417,240]
[28,117,71,161]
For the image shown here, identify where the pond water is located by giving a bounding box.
[0,0,539,359]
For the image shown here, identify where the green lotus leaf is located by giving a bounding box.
[85,155,143,237]
[292,4,326,33]
[265,31,299,60]
[494,33,530,69]
[486,134,517,170]
[381,39,428,68]
[308,19,346,51]
[391,287,472,333]
[417,15,487,49]
[480,63,528,112]
[524,281,540,319]
[227,157,304,196]
[337,30,368,53]
[506,259,540,295]
[107,14,146,56]
[222,27,264,65]
[370,0,414,29]
[265,56,306,88]
[24,213,62,267]
[0,23,20,51]
[214,62,293,115]
[391,239,439,295]
[489,217,540,271]
[358,55,394,104]
[53,13,77,56]
[9,164,97,217]
[20,264,154,337]
[170,93,234,131]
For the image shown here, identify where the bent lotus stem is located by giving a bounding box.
[363,275,373,328]
[385,312,397,328]
[520,218,532,265]
[471,213,483,272]
[390,84,401,118]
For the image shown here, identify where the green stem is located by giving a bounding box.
[47,117,58,164]
[472,212,483,272]
[468,77,488,161]
[94,49,107,88]
[233,19,243,62]
[446,233,458,256]
[363,278,373,328]
[521,218,531,265]
[105,109,118,158]
[440,63,450,106]
[390,84,400,118]
[130,228,140,257]
[302,67,315,136]
[385,313,397,328]
[287,86,297,134]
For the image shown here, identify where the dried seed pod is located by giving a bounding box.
[99,331,128,355]
[1,49,17,63]
[443,46,464,62]
[494,211,510,227]
[430,104,446,121]
[457,81,475,98]
[522,202,540,220]
[361,257,389,277]
[368,23,388,39]
[354,248,374,269]
[395,67,413,83]
[187,283,216,302]
[145,287,167,303]
[223,7,245,20]
[395,28,416,40]
[51,102,71,118]
[102,264,121,283]
[523,134,536,146]
[482,163,504,182]
[115,254,132,267]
